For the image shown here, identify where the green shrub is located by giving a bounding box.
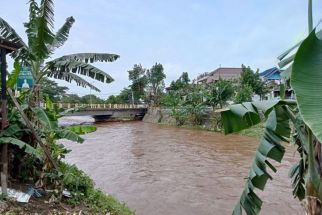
[61,163,134,215]
[67,125,97,135]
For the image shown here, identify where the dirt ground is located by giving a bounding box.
[2,198,92,215]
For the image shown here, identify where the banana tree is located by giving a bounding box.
[0,0,119,105]
[221,0,322,214]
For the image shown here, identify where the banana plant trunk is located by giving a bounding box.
[304,131,322,215]
[303,196,322,215]
[30,84,41,108]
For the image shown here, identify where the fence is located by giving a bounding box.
[49,103,148,109]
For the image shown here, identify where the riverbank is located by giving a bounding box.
[3,164,134,215]
[3,116,134,215]
[143,107,222,131]
[143,107,264,139]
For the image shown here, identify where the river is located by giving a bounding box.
[62,121,304,215]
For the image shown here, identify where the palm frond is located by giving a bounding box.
[10,46,33,64]
[221,102,293,215]
[0,137,38,156]
[52,53,120,63]
[28,0,39,21]
[24,0,39,48]
[48,60,114,83]
[46,70,100,92]
[55,129,84,143]
[27,0,55,59]
[0,17,27,47]
[50,16,75,51]
[39,0,54,29]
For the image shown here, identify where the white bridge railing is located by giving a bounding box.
[50,103,148,110]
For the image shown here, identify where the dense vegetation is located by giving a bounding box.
[161,67,267,127]
[0,0,133,214]
[105,64,268,128]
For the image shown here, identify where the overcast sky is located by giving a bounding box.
[2,1,322,98]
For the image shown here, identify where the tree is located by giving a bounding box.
[169,72,190,91]
[117,88,132,104]
[128,64,147,103]
[106,88,131,104]
[234,85,253,104]
[106,95,119,104]
[206,78,234,109]
[146,63,166,105]
[41,78,68,102]
[240,65,268,99]
[60,94,81,103]
[182,84,207,125]
[0,0,119,107]
[181,72,190,85]
[221,1,322,214]
[80,94,104,104]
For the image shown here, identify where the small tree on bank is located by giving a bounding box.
[234,84,253,104]
[206,78,234,110]
[239,65,268,99]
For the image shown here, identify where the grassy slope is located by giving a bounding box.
[238,123,264,139]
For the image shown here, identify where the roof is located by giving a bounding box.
[197,67,243,84]
[209,67,243,76]
[260,67,281,80]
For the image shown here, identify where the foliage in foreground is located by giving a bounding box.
[0,1,132,214]
[222,1,322,214]
[61,163,134,215]
[4,94,132,214]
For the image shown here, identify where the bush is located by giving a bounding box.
[234,85,253,103]
[60,163,134,215]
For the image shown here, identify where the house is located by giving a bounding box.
[259,67,295,100]
[259,67,282,84]
[197,67,242,84]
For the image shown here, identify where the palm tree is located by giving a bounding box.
[0,0,119,105]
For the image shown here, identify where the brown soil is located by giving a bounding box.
[0,182,93,215]
[3,198,92,214]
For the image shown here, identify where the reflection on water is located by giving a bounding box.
[63,121,304,215]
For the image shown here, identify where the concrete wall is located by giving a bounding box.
[143,108,177,125]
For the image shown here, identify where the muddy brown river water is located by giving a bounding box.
[62,121,304,215]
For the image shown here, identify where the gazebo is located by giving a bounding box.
[0,38,21,195]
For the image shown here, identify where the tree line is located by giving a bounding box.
[51,64,269,115]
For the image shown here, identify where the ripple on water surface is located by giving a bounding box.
[62,121,304,215]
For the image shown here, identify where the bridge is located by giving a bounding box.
[53,103,148,122]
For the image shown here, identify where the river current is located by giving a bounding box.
[62,121,304,215]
